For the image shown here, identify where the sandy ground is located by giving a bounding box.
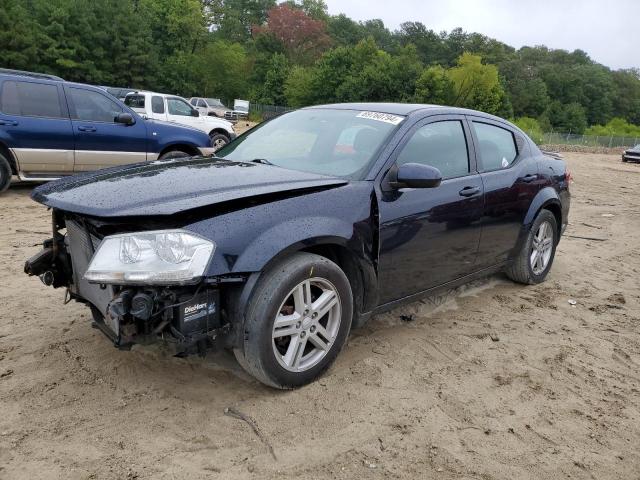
[1,152,639,480]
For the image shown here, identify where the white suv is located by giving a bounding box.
[125,91,236,150]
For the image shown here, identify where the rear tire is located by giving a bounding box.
[158,150,190,160]
[506,209,558,285]
[0,153,12,192]
[234,253,353,389]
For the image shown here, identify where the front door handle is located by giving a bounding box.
[78,126,96,132]
[0,120,18,126]
[459,186,481,197]
[522,174,538,183]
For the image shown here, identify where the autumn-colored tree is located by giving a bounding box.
[253,4,331,65]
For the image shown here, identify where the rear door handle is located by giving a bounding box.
[77,126,96,132]
[0,120,18,126]
[522,174,537,183]
[459,186,481,197]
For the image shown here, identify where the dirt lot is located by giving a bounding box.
[1,153,639,480]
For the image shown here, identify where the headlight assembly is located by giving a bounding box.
[84,230,215,285]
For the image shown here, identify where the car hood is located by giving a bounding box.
[31,157,348,217]
[201,116,233,128]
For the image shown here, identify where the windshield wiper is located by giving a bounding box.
[247,158,275,165]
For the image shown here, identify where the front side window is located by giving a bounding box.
[167,98,194,116]
[216,109,403,179]
[189,98,197,106]
[69,88,123,122]
[0,81,63,118]
[197,99,207,108]
[397,120,469,179]
[472,122,517,171]
[151,96,165,114]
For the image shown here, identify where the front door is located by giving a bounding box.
[65,86,148,172]
[377,117,484,304]
[166,96,201,130]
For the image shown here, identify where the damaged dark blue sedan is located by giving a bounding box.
[25,103,571,388]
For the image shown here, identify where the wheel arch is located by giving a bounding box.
[208,128,230,138]
[523,187,562,228]
[0,141,18,174]
[158,143,200,158]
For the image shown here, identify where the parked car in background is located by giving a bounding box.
[25,103,570,388]
[225,99,250,121]
[622,144,640,162]
[0,70,216,192]
[100,86,135,101]
[189,97,233,118]
[125,91,236,150]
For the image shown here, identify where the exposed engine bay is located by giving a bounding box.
[24,210,234,355]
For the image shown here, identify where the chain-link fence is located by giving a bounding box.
[525,131,640,148]
[248,103,294,119]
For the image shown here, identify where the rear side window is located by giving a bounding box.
[397,120,469,179]
[124,94,146,109]
[0,81,64,118]
[472,122,517,171]
[68,87,123,122]
[151,96,165,114]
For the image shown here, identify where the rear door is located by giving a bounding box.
[377,116,484,304]
[65,86,148,172]
[0,79,74,177]
[468,117,541,268]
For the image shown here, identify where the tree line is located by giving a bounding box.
[1,0,639,135]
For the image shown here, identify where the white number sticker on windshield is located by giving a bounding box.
[356,111,404,125]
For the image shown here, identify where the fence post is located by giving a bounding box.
[609,135,613,148]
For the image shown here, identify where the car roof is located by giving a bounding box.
[0,68,64,81]
[127,90,182,98]
[306,102,508,122]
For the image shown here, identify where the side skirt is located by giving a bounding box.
[363,262,509,320]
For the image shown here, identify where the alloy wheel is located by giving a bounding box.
[272,278,341,372]
[530,220,554,275]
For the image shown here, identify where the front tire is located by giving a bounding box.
[158,150,190,160]
[210,133,230,151]
[506,209,558,284]
[0,153,12,192]
[235,253,353,389]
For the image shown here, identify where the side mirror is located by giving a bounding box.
[115,112,135,125]
[392,163,442,189]
[191,109,200,117]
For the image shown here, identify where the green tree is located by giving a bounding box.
[512,117,544,144]
[284,66,314,107]
[545,101,588,133]
[414,65,454,105]
[252,52,289,104]
[447,53,508,115]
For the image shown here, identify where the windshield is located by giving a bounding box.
[215,109,404,179]
[205,98,225,108]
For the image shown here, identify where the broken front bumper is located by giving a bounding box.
[25,213,232,354]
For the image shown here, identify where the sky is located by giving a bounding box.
[323,0,639,70]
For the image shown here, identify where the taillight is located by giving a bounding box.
[565,168,572,184]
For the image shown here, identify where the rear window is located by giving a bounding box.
[124,95,146,109]
[0,80,64,118]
